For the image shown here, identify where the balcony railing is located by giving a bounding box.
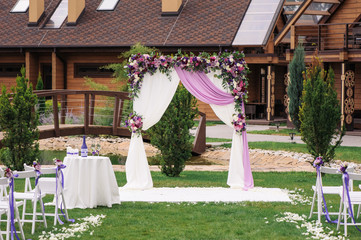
[291,22,361,51]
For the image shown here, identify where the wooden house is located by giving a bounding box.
[0,0,361,131]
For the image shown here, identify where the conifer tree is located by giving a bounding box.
[0,67,40,170]
[299,55,343,162]
[288,45,305,131]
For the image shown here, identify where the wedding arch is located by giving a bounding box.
[122,51,254,190]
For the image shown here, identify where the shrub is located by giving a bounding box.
[299,55,344,162]
[288,45,306,131]
[36,73,46,115]
[148,85,198,177]
[0,67,40,170]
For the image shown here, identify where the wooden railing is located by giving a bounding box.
[1,90,207,154]
[34,90,131,137]
[292,22,361,51]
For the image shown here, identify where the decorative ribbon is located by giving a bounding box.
[342,172,361,233]
[9,175,20,240]
[55,165,74,224]
[315,165,338,223]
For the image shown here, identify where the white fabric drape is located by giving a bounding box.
[207,72,246,189]
[123,70,180,190]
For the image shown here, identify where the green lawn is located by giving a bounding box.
[12,171,361,239]
[247,129,300,136]
[220,141,361,164]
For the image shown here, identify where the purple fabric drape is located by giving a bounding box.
[242,103,254,190]
[174,67,234,105]
[175,67,254,190]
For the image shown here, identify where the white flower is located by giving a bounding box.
[235,96,239,99]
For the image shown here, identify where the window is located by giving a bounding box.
[74,64,114,78]
[44,0,68,29]
[0,64,24,77]
[233,0,284,46]
[11,0,29,13]
[97,0,120,11]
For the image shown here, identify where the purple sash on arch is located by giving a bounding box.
[174,67,253,190]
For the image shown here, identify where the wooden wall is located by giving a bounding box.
[328,0,361,24]
[0,54,25,91]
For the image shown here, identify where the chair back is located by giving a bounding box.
[14,170,37,179]
[23,163,33,171]
[347,172,361,181]
[320,166,340,174]
[0,167,4,177]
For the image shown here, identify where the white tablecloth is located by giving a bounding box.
[63,156,120,209]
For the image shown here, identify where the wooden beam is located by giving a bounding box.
[284,10,330,16]
[275,0,313,46]
[285,0,339,5]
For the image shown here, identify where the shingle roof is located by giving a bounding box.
[0,0,251,48]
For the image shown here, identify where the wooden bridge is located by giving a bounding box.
[0,90,206,154]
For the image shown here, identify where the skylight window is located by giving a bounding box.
[44,0,68,29]
[97,0,120,11]
[11,0,29,13]
[233,0,284,46]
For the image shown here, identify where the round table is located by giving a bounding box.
[63,156,120,209]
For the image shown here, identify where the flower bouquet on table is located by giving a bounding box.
[125,112,143,135]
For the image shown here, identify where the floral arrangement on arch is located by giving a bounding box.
[125,112,143,135]
[125,50,249,133]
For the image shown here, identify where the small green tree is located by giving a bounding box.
[148,85,198,177]
[299,55,344,162]
[288,45,306,131]
[0,67,40,170]
[36,73,46,115]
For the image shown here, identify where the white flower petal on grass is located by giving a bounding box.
[39,214,106,240]
[275,212,345,240]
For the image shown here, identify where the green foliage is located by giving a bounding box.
[299,56,344,162]
[288,45,305,131]
[0,67,40,170]
[36,73,46,115]
[104,43,157,91]
[148,85,198,177]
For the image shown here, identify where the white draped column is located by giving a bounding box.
[123,70,180,190]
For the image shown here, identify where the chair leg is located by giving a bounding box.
[337,199,343,231]
[15,206,25,240]
[39,197,47,228]
[54,193,59,226]
[309,190,316,219]
[357,204,360,219]
[61,193,69,221]
[317,189,322,223]
[344,201,348,237]
[21,200,26,226]
[31,199,37,235]
[6,210,10,240]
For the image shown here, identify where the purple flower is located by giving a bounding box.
[339,162,348,173]
[313,157,323,167]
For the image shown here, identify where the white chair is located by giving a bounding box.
[0,177,25,240]
[24,164,69,226]
[337,172,361,236]
[13,170,47,235]
[309,166,353,223]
